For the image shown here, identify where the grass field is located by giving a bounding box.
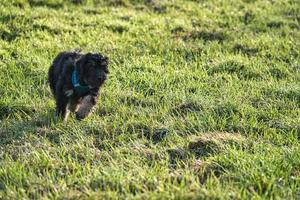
[0,0,299,199]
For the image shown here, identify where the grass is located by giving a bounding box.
[0,0,299,199]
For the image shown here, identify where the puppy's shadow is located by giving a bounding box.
[0,109,61,147]
[0,104,114,148]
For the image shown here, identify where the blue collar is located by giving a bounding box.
[71,70,92,96]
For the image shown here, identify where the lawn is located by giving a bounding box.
[0,0,299,199]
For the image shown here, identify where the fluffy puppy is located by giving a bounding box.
[48,51,109,121]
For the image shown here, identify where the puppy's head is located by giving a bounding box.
[76,53,109,87]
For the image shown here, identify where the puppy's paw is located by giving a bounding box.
[75,112,85,120]
[75,95,95,120]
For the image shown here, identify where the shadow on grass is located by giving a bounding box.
[0,102,36,120]
[183,30,228,43]
[167,132,245,182]
[170,101,203,116]
[233,44,259,57]
[106,24,129,34]
[263,87,300,105]
[123,122,170,144]
[0,108,59,146]
[207,60,263,80]
[0,13,33,42]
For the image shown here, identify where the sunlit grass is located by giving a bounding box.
[0,0,299,199]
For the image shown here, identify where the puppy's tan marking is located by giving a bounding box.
[76,95,95,119]
[63,110,70,122]
[68,98,80,113]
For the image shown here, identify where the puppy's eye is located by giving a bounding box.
[100,60,107,66]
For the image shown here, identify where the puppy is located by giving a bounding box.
[48,51,109,121]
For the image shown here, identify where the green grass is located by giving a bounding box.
[0,0,299,199]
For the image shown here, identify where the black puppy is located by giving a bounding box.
[48,51,109,121]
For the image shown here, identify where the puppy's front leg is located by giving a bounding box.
[55,80,70,121]
[68,97,80,113]
[56,94,69,121]
[75,95,97,120]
